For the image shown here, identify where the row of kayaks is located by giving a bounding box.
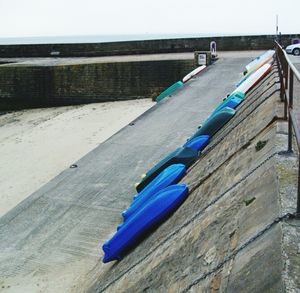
[155,49,274,103]
[102,50,275,263]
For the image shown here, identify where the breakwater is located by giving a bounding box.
[0,34,299,58]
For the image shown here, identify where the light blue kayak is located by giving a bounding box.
[210,92,244,117]
[122,164,186,221]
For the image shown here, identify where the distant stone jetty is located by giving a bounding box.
[0,34,299,57]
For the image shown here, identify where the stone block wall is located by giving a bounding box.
[0,66,50,110]
[0,59,194,111]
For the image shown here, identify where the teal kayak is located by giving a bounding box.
[189,107,236,139]
[156,81,184,102]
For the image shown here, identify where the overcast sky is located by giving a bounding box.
[0,0,299,38]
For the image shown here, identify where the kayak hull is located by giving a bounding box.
[244,50,275,76]
[156,81,184,102]
[233,64,272,95]
[182,65,206,83]
[123,164,186,221]
[183,135,210,151]
[189,107,236,139]
[102,184,189,263]
[136,147,198,193]
[210,92,244,117]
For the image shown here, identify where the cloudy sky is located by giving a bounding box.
[0,0,299,38]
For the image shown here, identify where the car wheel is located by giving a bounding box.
[293,48,300,56]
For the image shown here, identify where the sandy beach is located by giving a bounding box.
[0,99,154,217]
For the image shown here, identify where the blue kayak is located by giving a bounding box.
[210,97,242,117]
[102,184,189,263]
[136,147,198,193]
[183,135,210,151]
[189,107,236,140]
[122,164,186,221]
[210,92,245,117]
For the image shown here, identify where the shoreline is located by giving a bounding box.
[0,99,154,217]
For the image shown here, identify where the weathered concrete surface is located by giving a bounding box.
[1,52,299,292]
[0,52,258,292]
[87,68,299,292]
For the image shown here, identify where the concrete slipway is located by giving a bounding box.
[0,52,299,292]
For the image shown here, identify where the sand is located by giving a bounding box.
[0,99,154,217]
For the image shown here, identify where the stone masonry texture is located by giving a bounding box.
[0,58,194,111]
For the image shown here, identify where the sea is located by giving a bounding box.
[0,33,246,45]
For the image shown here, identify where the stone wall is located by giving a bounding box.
[0,34,299,58]
[0,59,194,111]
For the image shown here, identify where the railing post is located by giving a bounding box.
[289,68,294,108]
[288,69,294,153]
[284,58,289,90]
[276,50,288,119]
[288,112,293,153]
[297,159,300,218]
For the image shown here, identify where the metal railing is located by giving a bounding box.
[275,41,300,218]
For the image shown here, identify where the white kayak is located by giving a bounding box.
[232,63,272,95]
[182,65,206,83]
[244,50,275,76]
[236,55,273,88]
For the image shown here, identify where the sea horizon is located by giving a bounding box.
[0,32,279,45]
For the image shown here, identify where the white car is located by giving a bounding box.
[285,44,300,56]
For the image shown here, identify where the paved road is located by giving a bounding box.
[0,51,261,291]
[288,54,300,65]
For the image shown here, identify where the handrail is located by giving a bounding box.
[276,41,300,82]
[275,40,300,218]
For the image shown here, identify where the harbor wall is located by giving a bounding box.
[0,59,194,111]
[0,34,299,57]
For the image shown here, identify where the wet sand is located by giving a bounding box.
[0,99,154,217]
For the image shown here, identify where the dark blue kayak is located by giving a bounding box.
[102,184,189,263]
[189,107,236,140]
[136,147,198,193]
[183,135,210,151]
[122,164,186,221]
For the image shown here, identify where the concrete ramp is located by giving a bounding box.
[1,52,286,292]
[89,63,300,292]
